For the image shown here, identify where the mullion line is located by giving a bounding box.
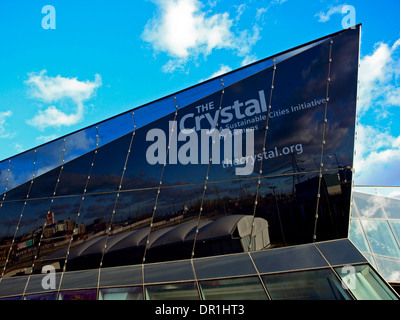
[191,79,225,259]
[313,39,333,243]
[22,138,67,298]
[248,59,277,250]
[0,150,37,279]
[56,127,100,300]
[96,111,136,299]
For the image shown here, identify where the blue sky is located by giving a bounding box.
[0,0,399,190]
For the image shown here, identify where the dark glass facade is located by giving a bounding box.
[1,25,395,300]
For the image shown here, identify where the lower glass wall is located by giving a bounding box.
[262,268,352,300]
[58,289,97,300]
[145,282,200,300]
[199,276,268,300]
[99,286,143,300]
[335,264,398,300]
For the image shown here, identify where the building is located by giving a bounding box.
[0,25,398,300]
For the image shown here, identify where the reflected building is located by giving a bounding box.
[0,25,398,300]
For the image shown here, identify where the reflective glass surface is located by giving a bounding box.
[63,126,97,164]
[85,133,132,194]
[361,220,400,258]
[199,276,267,300]
[24,292,58,300]
[145,282,199,300]
[335,264,398,300]
[315,239,367,266]
[193,253,256,279]
[55,151,94,196]
[7,150,35,191]
[0,160,10,195]
[251,244,328,274]
[349,220,370,253]
[58,289,97,300]
[34,138,64,179]
[144,260,195,284]
[97,111,134,147]
[99,286,142,300]
[262,268,352,300]
[99,265,142,287]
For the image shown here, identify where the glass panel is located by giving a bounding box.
[390,221,400,244]
[85,133,132,194]
[0,160,10,194]
[144,260,194,284]
[323,27,359,172]
[158,89,224,187]
[375,256,400,283]
[7,198,53,275]
[353,192,386,219]
[36,195,83,271]
[64,126,97,164]
[315,239,367,266]
[97,111,134,147]
[99,286,142,300]
[120,109,176,192]
[193,253,256,280]
[175,78,223,110]
[382,197,400,219]
[63,192,118,271]
[24,292,58,300]
[0,276,28,298]
[200,276,267,300]
[58,289,97,300]
[335,264,398,300]
[349,220,370,253]
[0,203,26,277]
[34,138,64,179]
[7,150,35,191]
[59,269,98,290]
[28,166,61,199]
[99,265,142,287]
[0,295,21,300]
[145,282,199,300]
[251,244,328,274]
[361,220,400,258]
[24,271,61,295]
[55,151,94,196]
[3,179,31,201]
[262,268,352,300]
[134,96,176,130]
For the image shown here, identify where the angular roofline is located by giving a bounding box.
[1,25,361,163]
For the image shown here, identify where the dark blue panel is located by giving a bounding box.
[144,260,195,283]
[85,133,132,194]
[60,269,98,290]
[315,239,368,266]
[251,244,328,274]
[0,276,28,298]
[99,264,142,287]
[193,252,257,279]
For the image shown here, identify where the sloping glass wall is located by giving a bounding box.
[0,26,360,300]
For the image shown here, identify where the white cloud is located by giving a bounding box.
[353,38,400,186]
[315,4,346,23]
[0,111,13,138]
[354,124,400,185]
[25,71,102,129]
[358,40,400,115]
[201,64,232,82]
[142,0,260,72]
[36,134,59,144]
